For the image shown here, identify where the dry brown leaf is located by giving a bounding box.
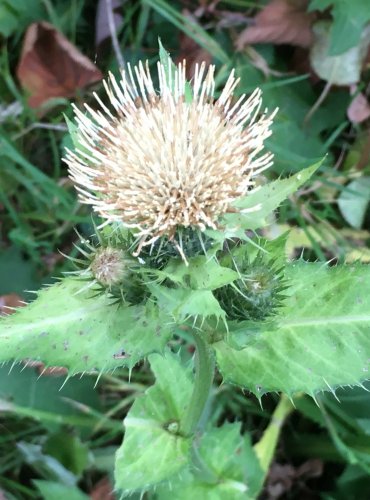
[0,293,25,316]
[21,359,68,377]
[17,22,102,108]
[177,32,212,78]
[236,0,315,50]
[266,459,323,499]
[90,477,115,500]
[348,90,370,123]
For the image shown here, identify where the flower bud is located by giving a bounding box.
[215,254,286,321]
[90,247,128,288]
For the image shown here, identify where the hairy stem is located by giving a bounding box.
[181,331,215,437]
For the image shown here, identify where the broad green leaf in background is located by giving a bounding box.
[0,365,100,430]
[309,0,370,55]
[34,481,89,500]
[215,262,370,397]
[338,178,370,229]
[328,465,370,500]
[155,423,263,500]
[43,432,91,477]
[18,442,77,486]
[0,246,40,297]
[0,0,45,37]
[214,162,321,239]
[0,278,172,373]
[115,352,192,494]
[295,387,370,474]
[310,21,370,85]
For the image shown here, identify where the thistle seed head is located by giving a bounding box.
[65,61,276,254]
[90,247,127,287]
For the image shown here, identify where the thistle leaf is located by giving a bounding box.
[158,39,193,102]
[156,423,263,500]
[0,278,172,373]
[150,285,226,323]
[115,351,192,494]
[210,162,322,240]
[215,262,370,396]
[161,256,239,290]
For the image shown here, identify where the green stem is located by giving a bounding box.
[181,330,215,437]
[254,394,295,477]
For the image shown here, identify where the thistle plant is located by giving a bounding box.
[1,46,370,499]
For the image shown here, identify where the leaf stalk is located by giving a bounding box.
[181,330,215,437]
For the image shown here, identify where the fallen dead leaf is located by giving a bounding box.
[266,459,323,499]
[90,477,115,500]
[177,32,212,78]
[348,88,370,123]
[0,293,25,316]
[21,359,68,377]
[236,0,315,50]
[17,22,102,108]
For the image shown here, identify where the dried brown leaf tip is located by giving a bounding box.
[17,22,102,108]
[237,0,315,50]
[65,61,276,255]
[0,293,25,316]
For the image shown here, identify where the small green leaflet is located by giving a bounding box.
[0,277,173,373]
[215,262,370,397]
[158,39,193,103]
[208,162,321,242]
[115,352,192,494]
[160,256,238,290]
[150,285,226,324]
[156,423,263,500]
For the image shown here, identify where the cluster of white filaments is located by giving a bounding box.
[65,61,276,253]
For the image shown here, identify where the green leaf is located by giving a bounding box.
[34,481,89,500]
[156,423,263,500]
[18,442,77,486]
[215,262,370,396]
[309,21,370,85]
[150,285,226,323]
[338,178,370,229]
[214,162,321,239]
[115,352,192,494]
[0,278,172,374]
[161,256,239,290]
[0,5,18,37]
[64,114,91,157]
[309,0,370,55]
[0,364,100,431]
[158,39,193,102]
[44,432,90,476]
[0,246,40,298]
[0,0,45,37]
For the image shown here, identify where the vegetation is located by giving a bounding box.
[1,1,370,498]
